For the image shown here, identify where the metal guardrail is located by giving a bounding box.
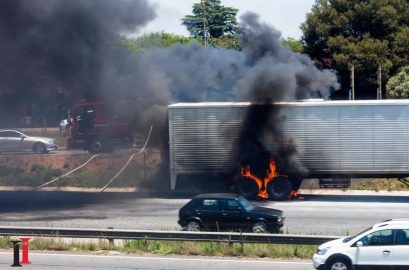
[0,226,338,245]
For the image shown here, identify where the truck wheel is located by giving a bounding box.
[267,176,292,201]
[88,139,104,154]
[236,177,259,200]
[122,135,134,147]
[289,175,303,191]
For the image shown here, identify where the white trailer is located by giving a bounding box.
[168,100,409,199]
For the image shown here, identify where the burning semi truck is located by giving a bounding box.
[168,100,409,200]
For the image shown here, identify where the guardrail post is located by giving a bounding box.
[107,227,114,245]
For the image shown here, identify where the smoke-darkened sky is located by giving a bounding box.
[0,0,155,102]
[0,0,338,153]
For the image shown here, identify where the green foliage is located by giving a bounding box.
[123,32,194,53]
[0,236,317,259]
[209,34,240,50]
[301,0,409,98]
[281,38,303,53]
[0,165,62,186]
[182,0,238,39]
[354,178,409,191]
[386,66,409,98]
[123,239,317,259]
[0,236,12,249]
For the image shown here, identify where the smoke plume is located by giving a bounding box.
[0,2,339,178]
[130,12,339,176]
[0,0,155,119]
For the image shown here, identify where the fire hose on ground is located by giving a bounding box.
[100,125,153,192]
[32,125,153,191]
[32,154,101,191]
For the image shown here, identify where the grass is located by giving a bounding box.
[0,165,62,187]
[0,161,155,188]
[0,236,317,259]
[353,178,409,191]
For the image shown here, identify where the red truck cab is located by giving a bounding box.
[67,100,135,153]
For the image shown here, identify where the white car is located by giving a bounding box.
[0,130,58,154]
[313,219,409,270]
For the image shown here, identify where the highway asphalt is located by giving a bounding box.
[0,191,408,235]
[0,251,313,270]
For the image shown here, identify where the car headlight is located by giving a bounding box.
[316,247,330,255]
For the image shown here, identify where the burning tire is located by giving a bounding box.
[267,176,292,201]
[236,177,259,199]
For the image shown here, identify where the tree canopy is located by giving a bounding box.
[281,38,303,53]
[386,66,409,98]
[302,0,409,99]
[182,0,239,40]
[122,32,194,53]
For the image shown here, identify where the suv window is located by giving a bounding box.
[395,229,409,245]
[223,199,242,211]
[359,229,393,246]
[196,199,219,211]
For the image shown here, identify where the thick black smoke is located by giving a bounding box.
[0,0,155,124]
[130,12,339,178]
[0,2,339,180]
[234,13,340,178]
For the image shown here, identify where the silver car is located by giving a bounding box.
[0,130,58,154]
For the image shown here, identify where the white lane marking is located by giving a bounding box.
[0,252,311,265]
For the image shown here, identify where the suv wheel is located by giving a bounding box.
[187,221,201,231]
[327,258,351,270]
[252,221,268,233]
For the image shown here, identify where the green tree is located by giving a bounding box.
[301,0,409,99]
[386,66,409,98]
[122,32,194,53]
[182,0,238,40]
[281,38,303,53]
[209,34,240,50]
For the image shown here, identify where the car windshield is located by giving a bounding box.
[238,196,254,211]
[343,226,373,243]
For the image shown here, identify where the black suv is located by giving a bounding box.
[178,193,284,233]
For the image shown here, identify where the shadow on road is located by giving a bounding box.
[0,191,197,214]
[1,191,408,215]
[0,191,136,213]
[300,194,409,203]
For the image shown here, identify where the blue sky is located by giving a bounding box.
[141,0,316,39]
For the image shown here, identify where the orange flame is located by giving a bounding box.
[289,190,304,200]
[240,159,279,199]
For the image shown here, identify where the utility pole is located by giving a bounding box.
[201,0,207,46]
[377,65,382,100]
[350,65,355,100]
